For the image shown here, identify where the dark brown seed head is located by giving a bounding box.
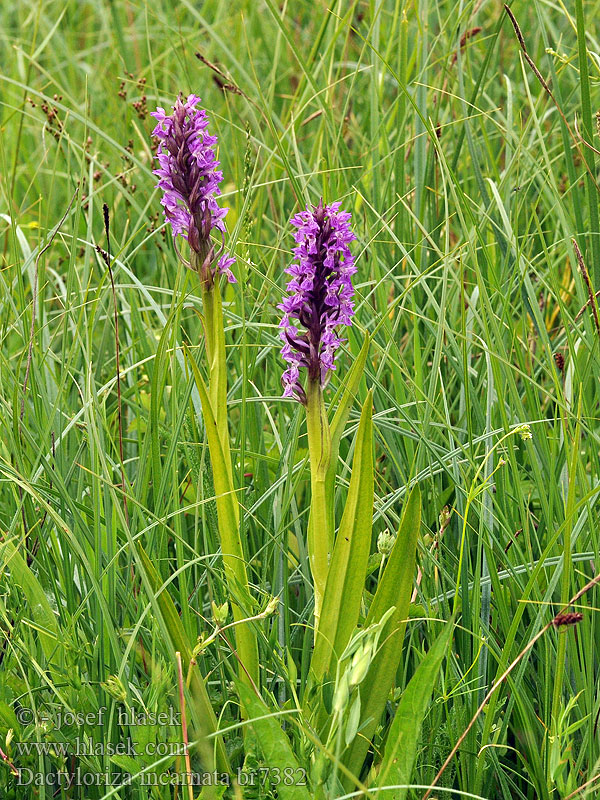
[552,612,583,627]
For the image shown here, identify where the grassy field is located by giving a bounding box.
[1,1,600,798]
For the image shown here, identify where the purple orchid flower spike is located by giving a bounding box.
[278,199,357,403]
[151,94,236,284]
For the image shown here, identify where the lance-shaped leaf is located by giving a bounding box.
[150,306,177,502]
[342,484,421,784]
[237,682,313,800]
[326,333,370,528]
[376,618,454,799]
[184,345,259,689]
[307,333,370,554]
[328,333,370,486]
[1,539,63,680]
[310,390,374,684]
[135,543,229,774]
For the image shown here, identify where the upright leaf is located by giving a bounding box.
[237,682,313,800]
[150,306,177,504]
[1,539,62,676]
[342,484,421,784]
[184,344,259,689]
[307,333,370,553]
[377,618,454,799]
[135,543,229,774]
[328,333,371,492]
[310,390,374,683]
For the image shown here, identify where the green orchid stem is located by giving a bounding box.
[305,377,332,631]
[194,257,259,693]
[200,277,235,488]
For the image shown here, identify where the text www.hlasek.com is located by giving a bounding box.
[13,738,185,758]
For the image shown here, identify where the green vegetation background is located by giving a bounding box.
[1,1,600,798]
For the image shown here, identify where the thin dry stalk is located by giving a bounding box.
[574,290,600,322]
[20,188,78,422]
[18,188,78,547]
[572,238,600,339]
[563,769,600,800]
[96,203,129,526]
[0,744,18,777]
[422,573,600,800]
[503,5,600,196]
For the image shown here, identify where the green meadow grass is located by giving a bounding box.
[1,1,600,798]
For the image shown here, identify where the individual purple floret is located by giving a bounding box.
[278,199,357,403]
[151,94,236,283]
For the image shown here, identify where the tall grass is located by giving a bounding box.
[1,1,599,798]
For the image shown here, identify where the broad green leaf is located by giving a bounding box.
[184,343,259,689]
[377,618,454,798]
[237,682,313,800]
[110,754,146,774]
[310,390,373,683]
[345,690,362,747]
[135,543,229,774]
[150,306,177,503]
[328,333,371,485]
[342,484,421,784]
[0,539,62,674]
[308,333,370,552]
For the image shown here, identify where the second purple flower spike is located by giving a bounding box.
[278,199,357,403]
[151,94,235,283]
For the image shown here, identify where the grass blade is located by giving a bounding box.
[310,390,374,683]
[134,542,229,773]
[377,618,454,798]
[236,682,313,800]
[184,344,259,691]
[342,484,421,783]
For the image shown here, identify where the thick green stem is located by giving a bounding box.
[200,279,236,493]
[194,261,258,691]
[305,378,331,629]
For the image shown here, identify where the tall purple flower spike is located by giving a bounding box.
[151,94,236,283]
[278,199,357,403]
